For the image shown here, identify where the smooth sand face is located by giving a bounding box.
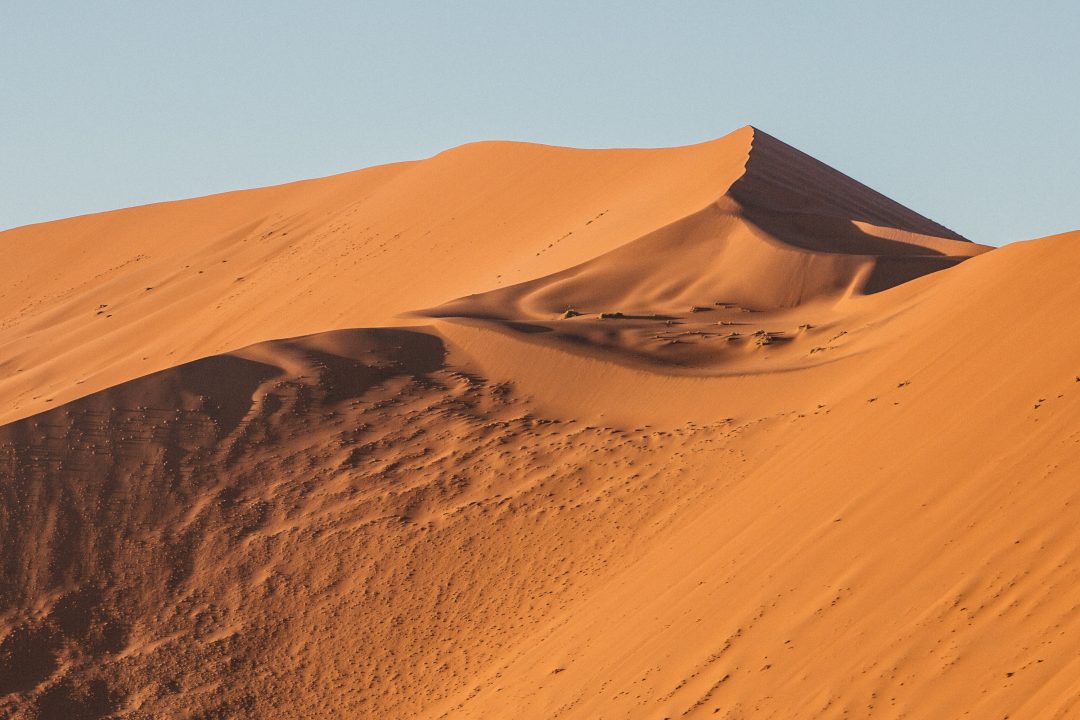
[1,127,1078,719]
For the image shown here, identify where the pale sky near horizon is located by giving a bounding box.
[2,2,1077,245]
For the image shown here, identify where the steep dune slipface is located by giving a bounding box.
[2,129,1078,720]
[728,128,968,245]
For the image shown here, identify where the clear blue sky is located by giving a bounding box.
[3,1,1077,245]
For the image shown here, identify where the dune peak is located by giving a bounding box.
[731,126,969,243]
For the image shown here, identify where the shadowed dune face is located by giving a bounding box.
[2,128,1080,719]
[0,329,459,718]
[0,328,737,718]
[729,129,968,242]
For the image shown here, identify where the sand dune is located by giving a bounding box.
[424,128,987,371]
[1,127,1079,719]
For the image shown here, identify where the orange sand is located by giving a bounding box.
[2,127,1078,719]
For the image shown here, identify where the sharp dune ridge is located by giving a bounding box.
[1,127,1079,719]
[733,127,969,242]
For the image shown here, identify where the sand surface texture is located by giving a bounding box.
[2,127,1079,719]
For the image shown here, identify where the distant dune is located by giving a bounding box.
[2,127,1079,719]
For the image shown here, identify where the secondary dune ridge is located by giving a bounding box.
[2,127,1079,719]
